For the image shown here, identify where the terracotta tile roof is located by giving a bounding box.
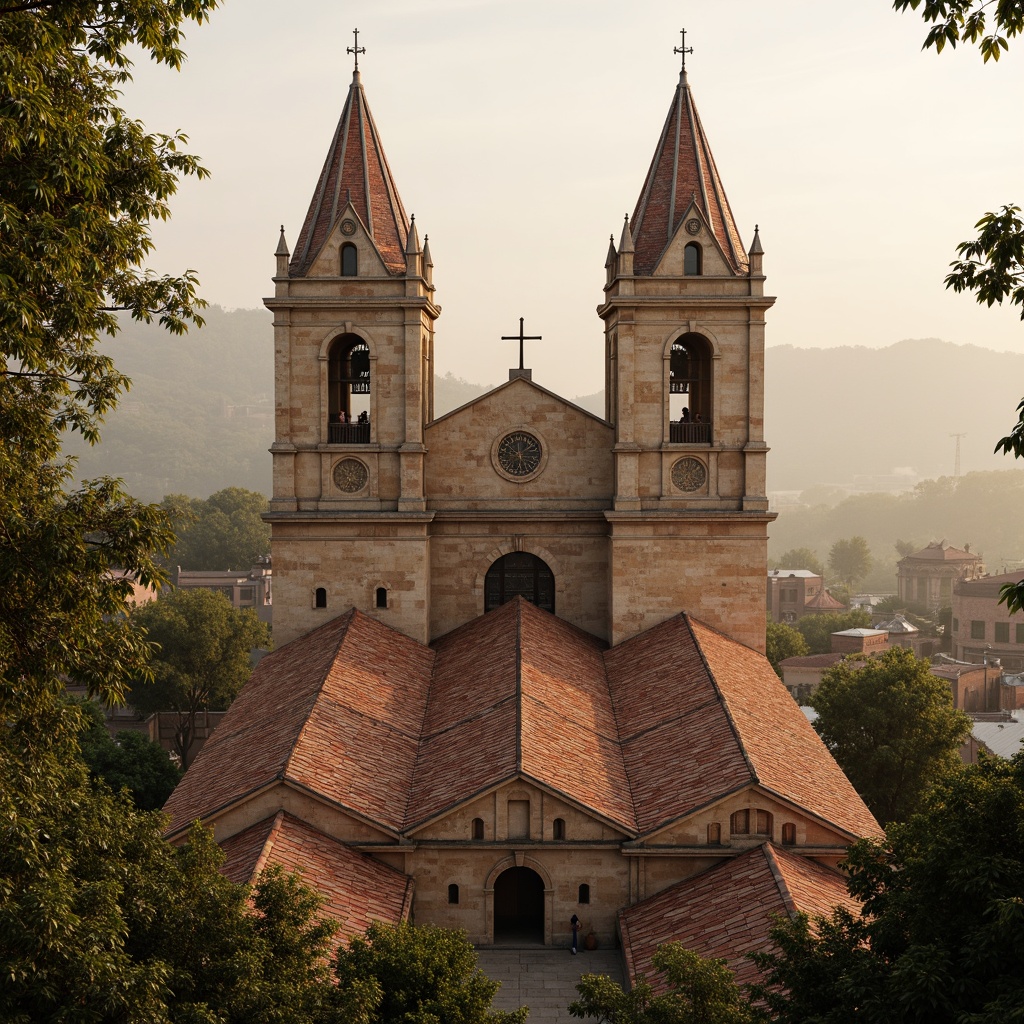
[219,812,413,946]
[954,570,1021,598]
[692,618,882,840]
[619,844,858,990]
[163,609,434,836]
[805,589,845,611]
[165,604,877,849]
[630,71,747,276]
[779,653,845,669]
[290,70,410,277]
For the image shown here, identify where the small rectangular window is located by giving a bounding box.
[1016,624,1024,644]
[953,618,959,633]
[971,620,986,640]
[996,622,1010,643]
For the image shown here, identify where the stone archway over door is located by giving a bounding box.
[493,866,544,944]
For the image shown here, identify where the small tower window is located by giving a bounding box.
[448,884,459,905]
[375,586,388,609]
[341,243,358,276]
[578,884,590,904]
[782,823,797,846]
[314,587,327,609]
[472,817,484,840]
[552,817,565,840]
[684,242,702,275]
[707,822,721,845]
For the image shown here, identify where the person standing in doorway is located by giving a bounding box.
[570,913,581,955]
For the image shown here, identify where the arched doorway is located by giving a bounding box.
[484,552,554,614]
[493,867,544,944]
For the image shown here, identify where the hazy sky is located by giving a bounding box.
[125,0,1023,399]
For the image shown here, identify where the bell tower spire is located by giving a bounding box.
[264,36,439,646]
[598,37,777,652]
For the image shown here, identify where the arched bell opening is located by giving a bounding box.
[327,333,370,442]
[668,332,712,443]
[492,866,544,945]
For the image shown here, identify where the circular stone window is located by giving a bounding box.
[492,430,547,482]
[332,457,368,493]
[671,456,707,492]
[340,218,357,236]
[685,218,702,236]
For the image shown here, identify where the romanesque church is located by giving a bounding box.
[164,47,878,986]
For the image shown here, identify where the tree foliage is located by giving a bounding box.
[827,536,873,588]
[765,620,810,677]
[569,942,761,1024]
[76,697,181,810]
[163,486,271,570]
[795,609,871,655]
[130,587,270,767]
[751,751,1024,1023]
[894,0,1024,61]
[811,646,972,824]
[333,921,527,1024]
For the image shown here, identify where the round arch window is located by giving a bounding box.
[484,552,554,614]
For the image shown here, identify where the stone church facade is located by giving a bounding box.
[165,49,878,982]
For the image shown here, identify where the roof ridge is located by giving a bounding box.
[281,608,358,783]
[249,810,286,883]
[682,613,760,786]
[762,843,798,918]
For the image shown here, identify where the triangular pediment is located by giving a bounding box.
[305,202,393,278]
[651,200,739,278]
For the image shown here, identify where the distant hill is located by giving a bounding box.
[67,312,1023,503]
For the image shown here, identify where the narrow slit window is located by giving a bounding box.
[578,884,590,904]
[314,587,327,609]
[552,817,565,840]
[375,587,388,609]
[684,241,702,275]
[448,884,459,905]
[472,817,484,840]
[341,243,358,276]
[782,823,797,846]
[707,822,721,845]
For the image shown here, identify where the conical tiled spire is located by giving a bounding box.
[630,69,747,276]
[290,69,410,276]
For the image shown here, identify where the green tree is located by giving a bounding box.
[76,697,181,810]
[770,547,825,577]
[750,751,1024,1023]
[333,921,527,1024]
[895,0,1024,61]
[766,620,810,677]
[795,609,871,655]
[811,646,972,824]
[163,486,271,570]
[894,538,917,558]
[569,942,761,1023]
[131,588,271,767]
[827,536,872,588]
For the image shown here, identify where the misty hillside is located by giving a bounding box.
[67,311,1023,503]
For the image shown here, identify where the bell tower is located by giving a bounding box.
[599,46,776,650]
[264,50,439,646]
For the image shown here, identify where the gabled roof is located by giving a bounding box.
[289,70,410,277]
[219,811,413,945]
[805,588,845,611]
[619,843,858,990]
[162,609,435,836]
[606,615,880,839]
[165,603,877,845]
[630,69,747,276]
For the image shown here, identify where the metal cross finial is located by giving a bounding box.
[674,28,693,72]
[347,27,366,70]
[501,317,542,371]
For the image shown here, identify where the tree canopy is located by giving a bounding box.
[130,587,270,767]
[771,547,825,577]
[570,942,760,1024]
[163,486,271,570]
[333,921,527,1024]
[827,536,872,588]
[751,750,1024,1023]
[795,609,871,655]
[895,0,1024,61]
[811,646,972,824]
[766,620,810,677]
[76,697,181,809]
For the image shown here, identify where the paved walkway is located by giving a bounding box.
[475,946,625,1022]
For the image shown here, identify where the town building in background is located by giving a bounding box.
[952,570,1024,672]
[897,540,983,611]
